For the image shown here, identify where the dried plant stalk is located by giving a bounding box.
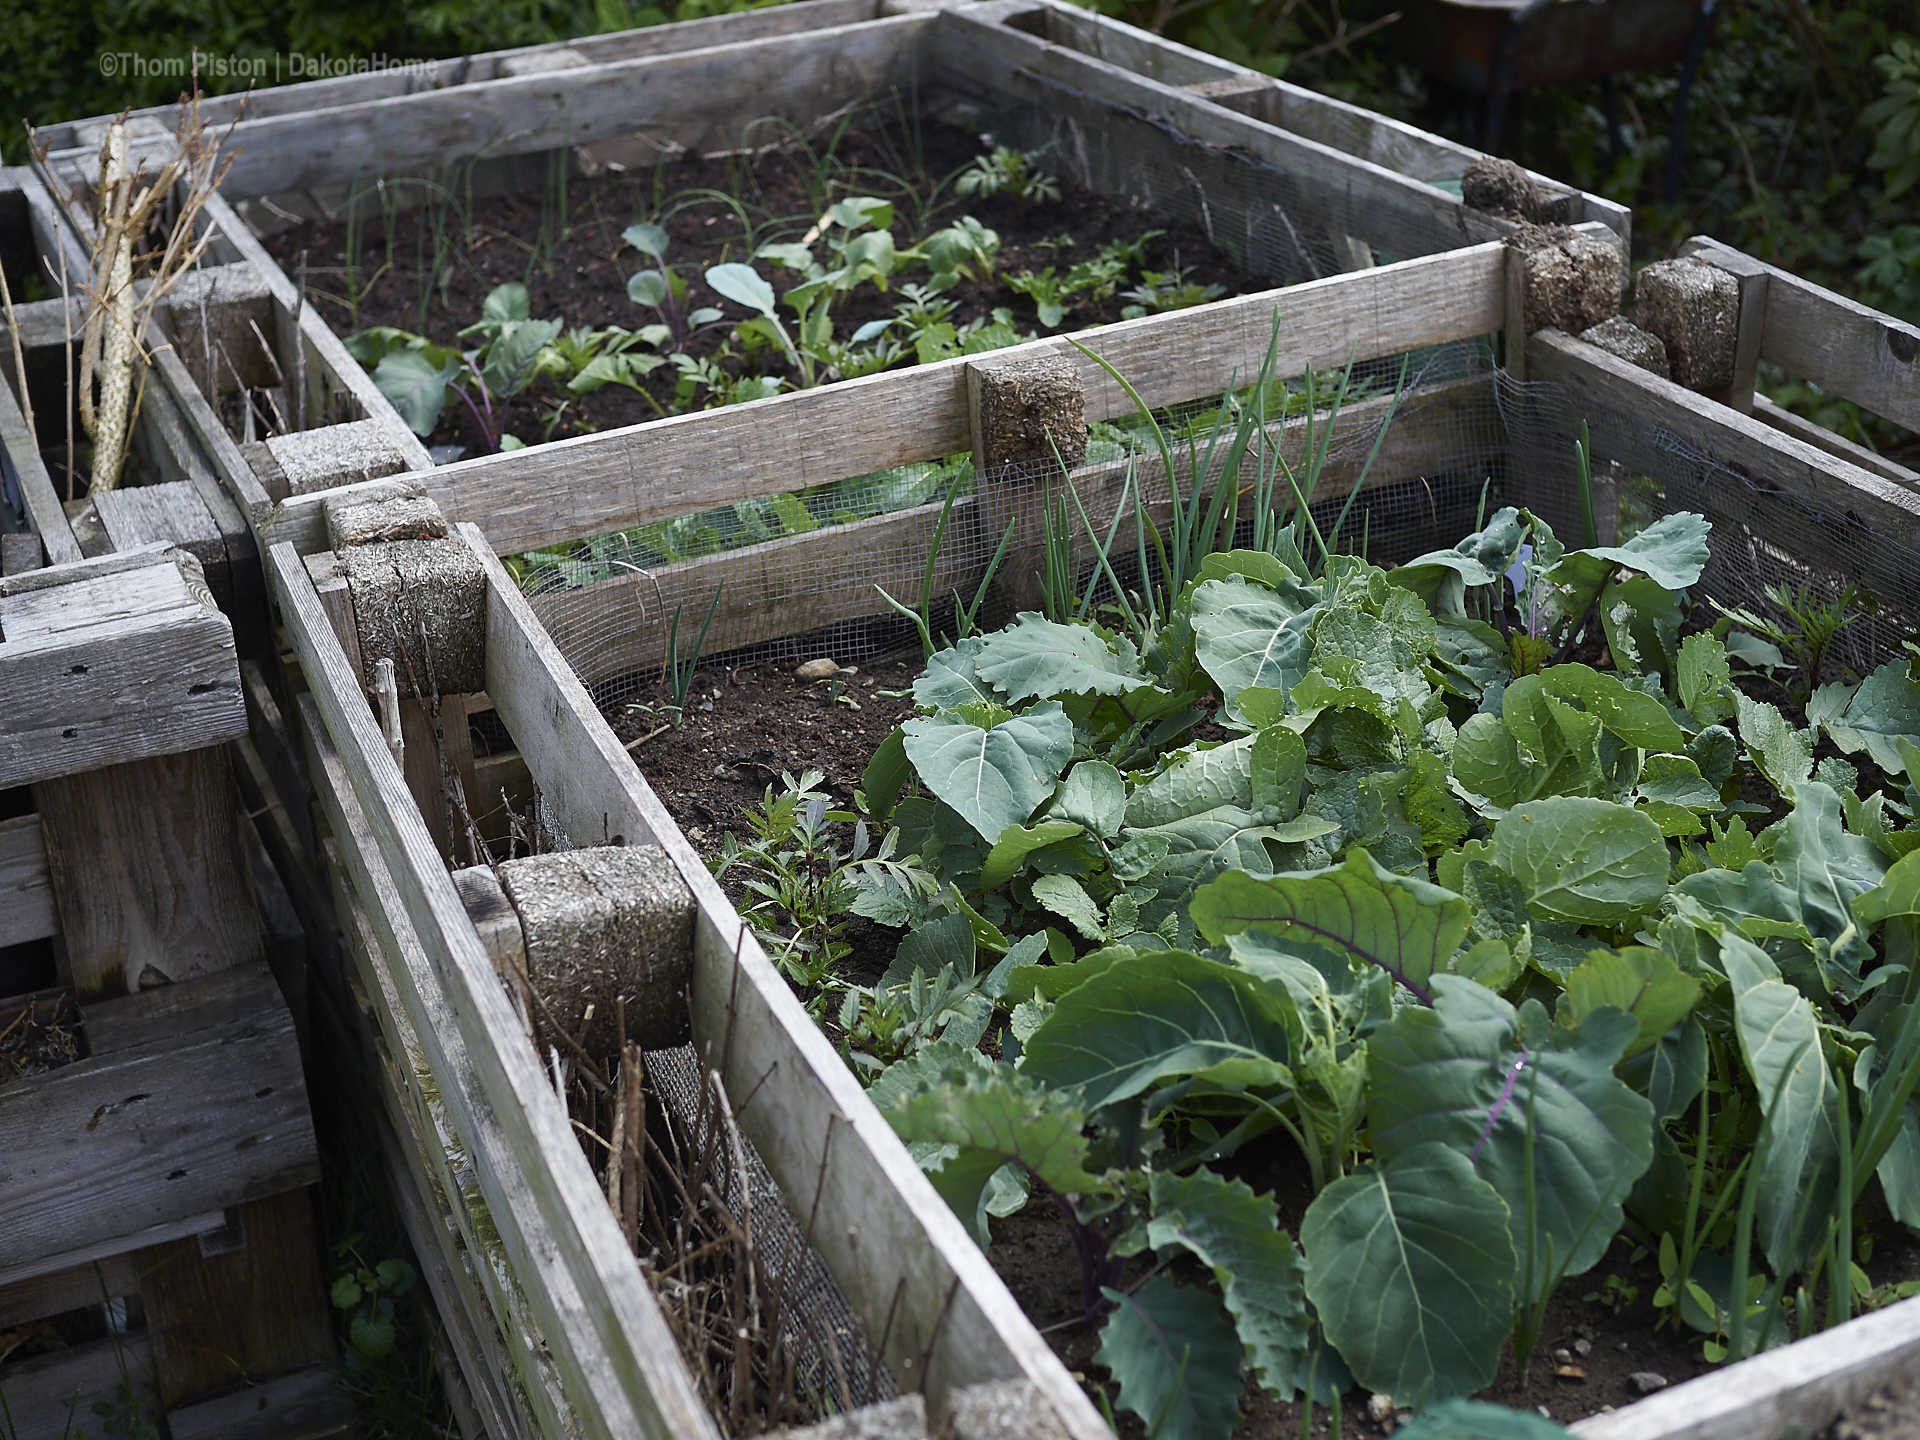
[26,80,244,490]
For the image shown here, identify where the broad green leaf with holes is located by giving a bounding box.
[1538,664,1686,751]
[1493,798,1668,925]
[1148,1169,1312,1399]
[1735,691,1815,796]
[1096,1276,1245,1440]
[1678,632,1736,725]
[1191,850,1471,1003]
[1300,1142,1516,1404]
[902,702,1073,844]
[1127,736,1257,827]
[1021,950,1293,1109]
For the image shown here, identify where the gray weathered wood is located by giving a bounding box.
[1682,234,1920,434]
[185,16,930,204]
[0,1332,159,1438]
[0,1210,227,1291]
[934,11,1502,262]
[0,1250,142,1329]
[1750,394,1920,488]
[93,480,230,607]
[271,243,1504,560]
[306,723,607,1440]
[31,0,888,163]
[0,813,57,947]
[34,745,266,1000]
[0,554,246,788]
[0,963,317,1272]
[1572,1295,1920,1440]
[1528,327,1920,611]
[165,1364,351,1440]
[270,539,717,1440]
[470,527,1111,1436]
[0,363,84,566]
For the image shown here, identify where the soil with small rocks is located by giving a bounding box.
[1829,1372,1920,1440]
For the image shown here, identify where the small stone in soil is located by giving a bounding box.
[1575,1338,1592,1356]
[1366,1394,1396,1424]
[796,657,840,680]
[1555,1365,1586,1382]
[1631,1371,1670,1394]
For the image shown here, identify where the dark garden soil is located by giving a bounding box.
[266,116,1253,458]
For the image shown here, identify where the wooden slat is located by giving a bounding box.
[31,0,888,158]
[140,1189,336,1410]
[0,1250,142,1329]
[532,373,1497,684]
[1527,327,1920,609]
[1682,235,1920,434]
[178,15,931,202]
[35,746,265,1000]
[305,727,607,1440]
[469,525,1112,1437]
[267,539,715,1440]
[0,813,57,947]
[0,1332,159,1438]
[1752,394,1920,488]
[0,361,83,566]
[0,1211,225,1292]
[1571,1295,1920,1440]
[0,964,317,1272]
[197,192,435,487]
[266,242,1504,559]
[0,556,246,789]
[934,10,1502,261]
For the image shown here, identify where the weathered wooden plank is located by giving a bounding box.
[164,1362,350,1440]
[470,525,1112,1435]
[0,964,317,1271]
[140,1189,336,1410]
[934,10,1500,260]
[190,15,931,202]
[1682,235,1920,434]
[305,718,604,1440]
[1572,1295,1920,1440]
[268,242,1503,560]
[322,825,555,1440]
[0,1211,226,1292]
[81,955,287,1053]
[94,479,230,606]
[0,813,57,947]
[1752,394,1920,488]
[33,0,888,161]
[0,554,247,788]
[269,539,715,1440]
[0,1249,142,1329]
[35,746,264,1000]
[0,360,84,566]
[0,1332,159,1438]
[1527,327,1920,610]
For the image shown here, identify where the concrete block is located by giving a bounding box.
[325,488,449,552]
[341,535,487,695]
[497,844,696,1055]
[163,263,276,397]
[941,1381,1072,1440]
[1635,257,1740,392]
[1513,228,1621,337]
[1578,315,1671,380]
[968,354,1088,481]
[266,419,409,497]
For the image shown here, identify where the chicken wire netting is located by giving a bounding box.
[519,340,1915,710]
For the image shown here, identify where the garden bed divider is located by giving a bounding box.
[267,516,1115,1440]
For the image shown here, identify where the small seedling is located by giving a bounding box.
[955,143,1061,211]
